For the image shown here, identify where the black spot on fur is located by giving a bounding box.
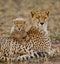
[30,56,33,59]
[22,57,25,60]
[18,58,20,61]
[26,56,28,60]
[41,52,45,57]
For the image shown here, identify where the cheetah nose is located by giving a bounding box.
[40,23,44,25]
[18,28,20,30]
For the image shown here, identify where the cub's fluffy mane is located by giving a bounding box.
[13,17,27,22]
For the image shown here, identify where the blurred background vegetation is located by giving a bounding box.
[0,0,60,41]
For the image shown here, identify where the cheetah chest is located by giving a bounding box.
[27,27,50,52]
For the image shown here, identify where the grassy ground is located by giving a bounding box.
[0,0,60,64]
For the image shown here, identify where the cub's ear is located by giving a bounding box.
[31,10,36,18]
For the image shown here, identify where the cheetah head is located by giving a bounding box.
[13,18,26,32]
[31,9,49,34]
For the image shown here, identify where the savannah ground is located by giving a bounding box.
[0,0,60,64]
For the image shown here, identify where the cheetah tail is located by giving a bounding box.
[0,52,48,62]
[17,52,48,61]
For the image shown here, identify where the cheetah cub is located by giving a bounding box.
[10,18,31,42]
[0,18,32,62]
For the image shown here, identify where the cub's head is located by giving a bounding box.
[31,10,49,29]
[13,18,26,32]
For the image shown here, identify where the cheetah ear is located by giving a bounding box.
[31,10,36,18]
[45,10,49,16]
[46,11,49,16]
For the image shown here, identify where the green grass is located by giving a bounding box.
[54,36,60,41]
[52,36,60,41]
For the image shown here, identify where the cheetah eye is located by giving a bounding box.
[44,17,47,19]
[16,25,18,27]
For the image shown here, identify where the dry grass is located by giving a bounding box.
[0,0,60,64]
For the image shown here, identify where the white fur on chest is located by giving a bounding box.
[10,26,14,34]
